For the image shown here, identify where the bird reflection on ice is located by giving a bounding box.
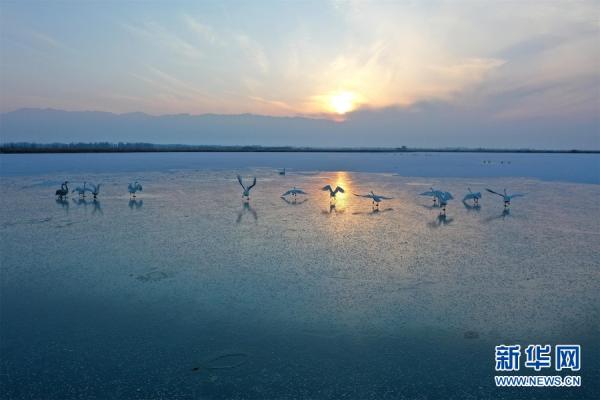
[236,201,257,223]
[322,203,344,214]
[462,201,481,212]
[428,213,454,227]
[484,208,511,223]
[129,199,143,210]
[280,197,308,205]
[55,197,69,213]
[92,200,103,215]
[352,207,393,216]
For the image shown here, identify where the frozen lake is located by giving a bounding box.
[1,153,599,399]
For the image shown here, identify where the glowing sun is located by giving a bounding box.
[330,91,357,115]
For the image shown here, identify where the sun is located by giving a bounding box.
[330,91,356,115]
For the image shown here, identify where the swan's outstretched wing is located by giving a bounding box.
[334,186,345,194]
[463,192,481,201]
[353,193,371,198]
[295,189,307,194]
[282,190,293,196]
[420,190,435,196]
[247,177,257,190]
[508,193,525,199]
[237,175,246,190]
[486,188,504,197]
[322,185,333,193]
[379,195,393,200]
[444,192,454,200]
[137,183,142,191]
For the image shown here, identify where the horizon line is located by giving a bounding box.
[1,142,598,154]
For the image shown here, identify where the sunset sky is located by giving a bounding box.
[0,1,598,147]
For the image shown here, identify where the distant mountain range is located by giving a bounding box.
[0,108,340,147]
[0,107,598,149]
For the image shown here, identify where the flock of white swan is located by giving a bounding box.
[238,174,524,212]
[55,174,525,213]
[55,181,142,199]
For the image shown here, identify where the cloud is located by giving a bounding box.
[183,15,223,46]
[234,34,269,74]
[122,21,203,61]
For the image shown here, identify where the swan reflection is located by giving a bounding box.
[129,199,144,210]
[428,213,454,227]
[281,196,308,206]
[484,208,511,222]
[56,197,69,213]
[92,199,103,215]
[236,202,257,223]
[352,207,393,216]
[322,203,344,214]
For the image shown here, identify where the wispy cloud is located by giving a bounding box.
[122,21,203,61]
[183,14,223,46]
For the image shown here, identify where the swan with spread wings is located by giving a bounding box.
[485,188,525,207]
[354,191,392,207]
[237,175,257,200]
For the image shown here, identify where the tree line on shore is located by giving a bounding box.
[0,142,595,154]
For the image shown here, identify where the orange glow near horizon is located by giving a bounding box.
[330,91,357,115]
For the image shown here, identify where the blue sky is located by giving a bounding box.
[0,1,598,147]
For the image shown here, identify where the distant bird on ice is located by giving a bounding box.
[281,187,307,198]
[128,181,143,198]
[72,182,87,197]
[55,181,69,198]
[354,191,392,207]
[486,188,525,207]
[462,188,482,205]
[87,183,101,199]
[237,175,256,200]
[278,168,286,175]
[322,185,344,201]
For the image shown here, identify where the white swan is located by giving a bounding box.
[87,183,101,199]
[486,188,525,207]
[463,188,482,205]
[420,187,441,205]
[282,187,307,197]
[322,184,344,201]
[354,191,392,207]
[55,181,69,198]
[128,181,143,198]
[237,175,256,200]
[72,182,87,197]
[420,187,453,210]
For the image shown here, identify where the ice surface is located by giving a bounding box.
[0,155,599,399]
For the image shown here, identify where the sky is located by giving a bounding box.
[0,0,598,148]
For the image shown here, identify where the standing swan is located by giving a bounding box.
[485,188,525,208]
[55,181,69,198]
[128,181,143,198]
[237,175,256,201]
